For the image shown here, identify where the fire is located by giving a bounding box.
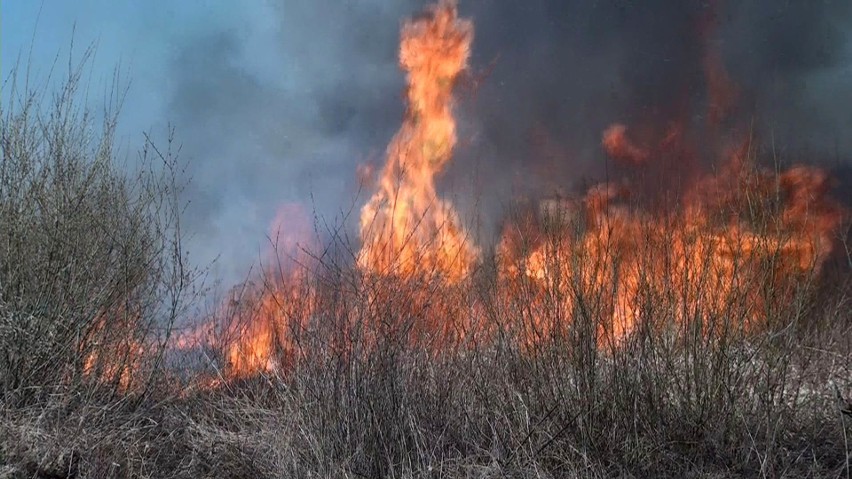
[81,306,145,390]
[147,0,846,385]
[171,2,482,382]
[499,158,842,346]
[221,204,315,377]
[358,0,478,283]
[500,108,841,347]
[223,272,313,377]
[602,124,649,165]
[494,0,844,346]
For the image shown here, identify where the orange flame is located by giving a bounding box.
[81,306,145,390]
[495,1,844,346]
[358,0,478,283]
[222,204,316,377]
[602,124,649,165]
[500,130,843,346]
[224,274,312,377]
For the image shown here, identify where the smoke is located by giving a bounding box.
[164,0,852,281]
[168,1,423,281]
[454,0,852,195]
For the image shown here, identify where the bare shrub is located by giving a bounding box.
[0,49,198,404]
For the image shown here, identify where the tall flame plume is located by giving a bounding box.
[358,0,478,283]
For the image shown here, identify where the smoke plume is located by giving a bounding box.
[164,0,852,279]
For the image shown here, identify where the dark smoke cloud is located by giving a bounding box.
[166,0,852,280]
[455,0,852,193]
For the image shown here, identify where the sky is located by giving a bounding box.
[3,0,852,286]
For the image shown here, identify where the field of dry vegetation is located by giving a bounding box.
[3,3,852,478]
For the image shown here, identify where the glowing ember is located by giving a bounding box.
[358,0,478,283]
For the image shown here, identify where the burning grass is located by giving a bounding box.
[2,0,852,477]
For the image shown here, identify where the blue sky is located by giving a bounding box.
[2,1,279,146]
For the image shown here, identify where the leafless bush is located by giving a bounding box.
[0,49,198,405]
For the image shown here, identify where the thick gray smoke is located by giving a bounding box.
[166,0,852,281]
